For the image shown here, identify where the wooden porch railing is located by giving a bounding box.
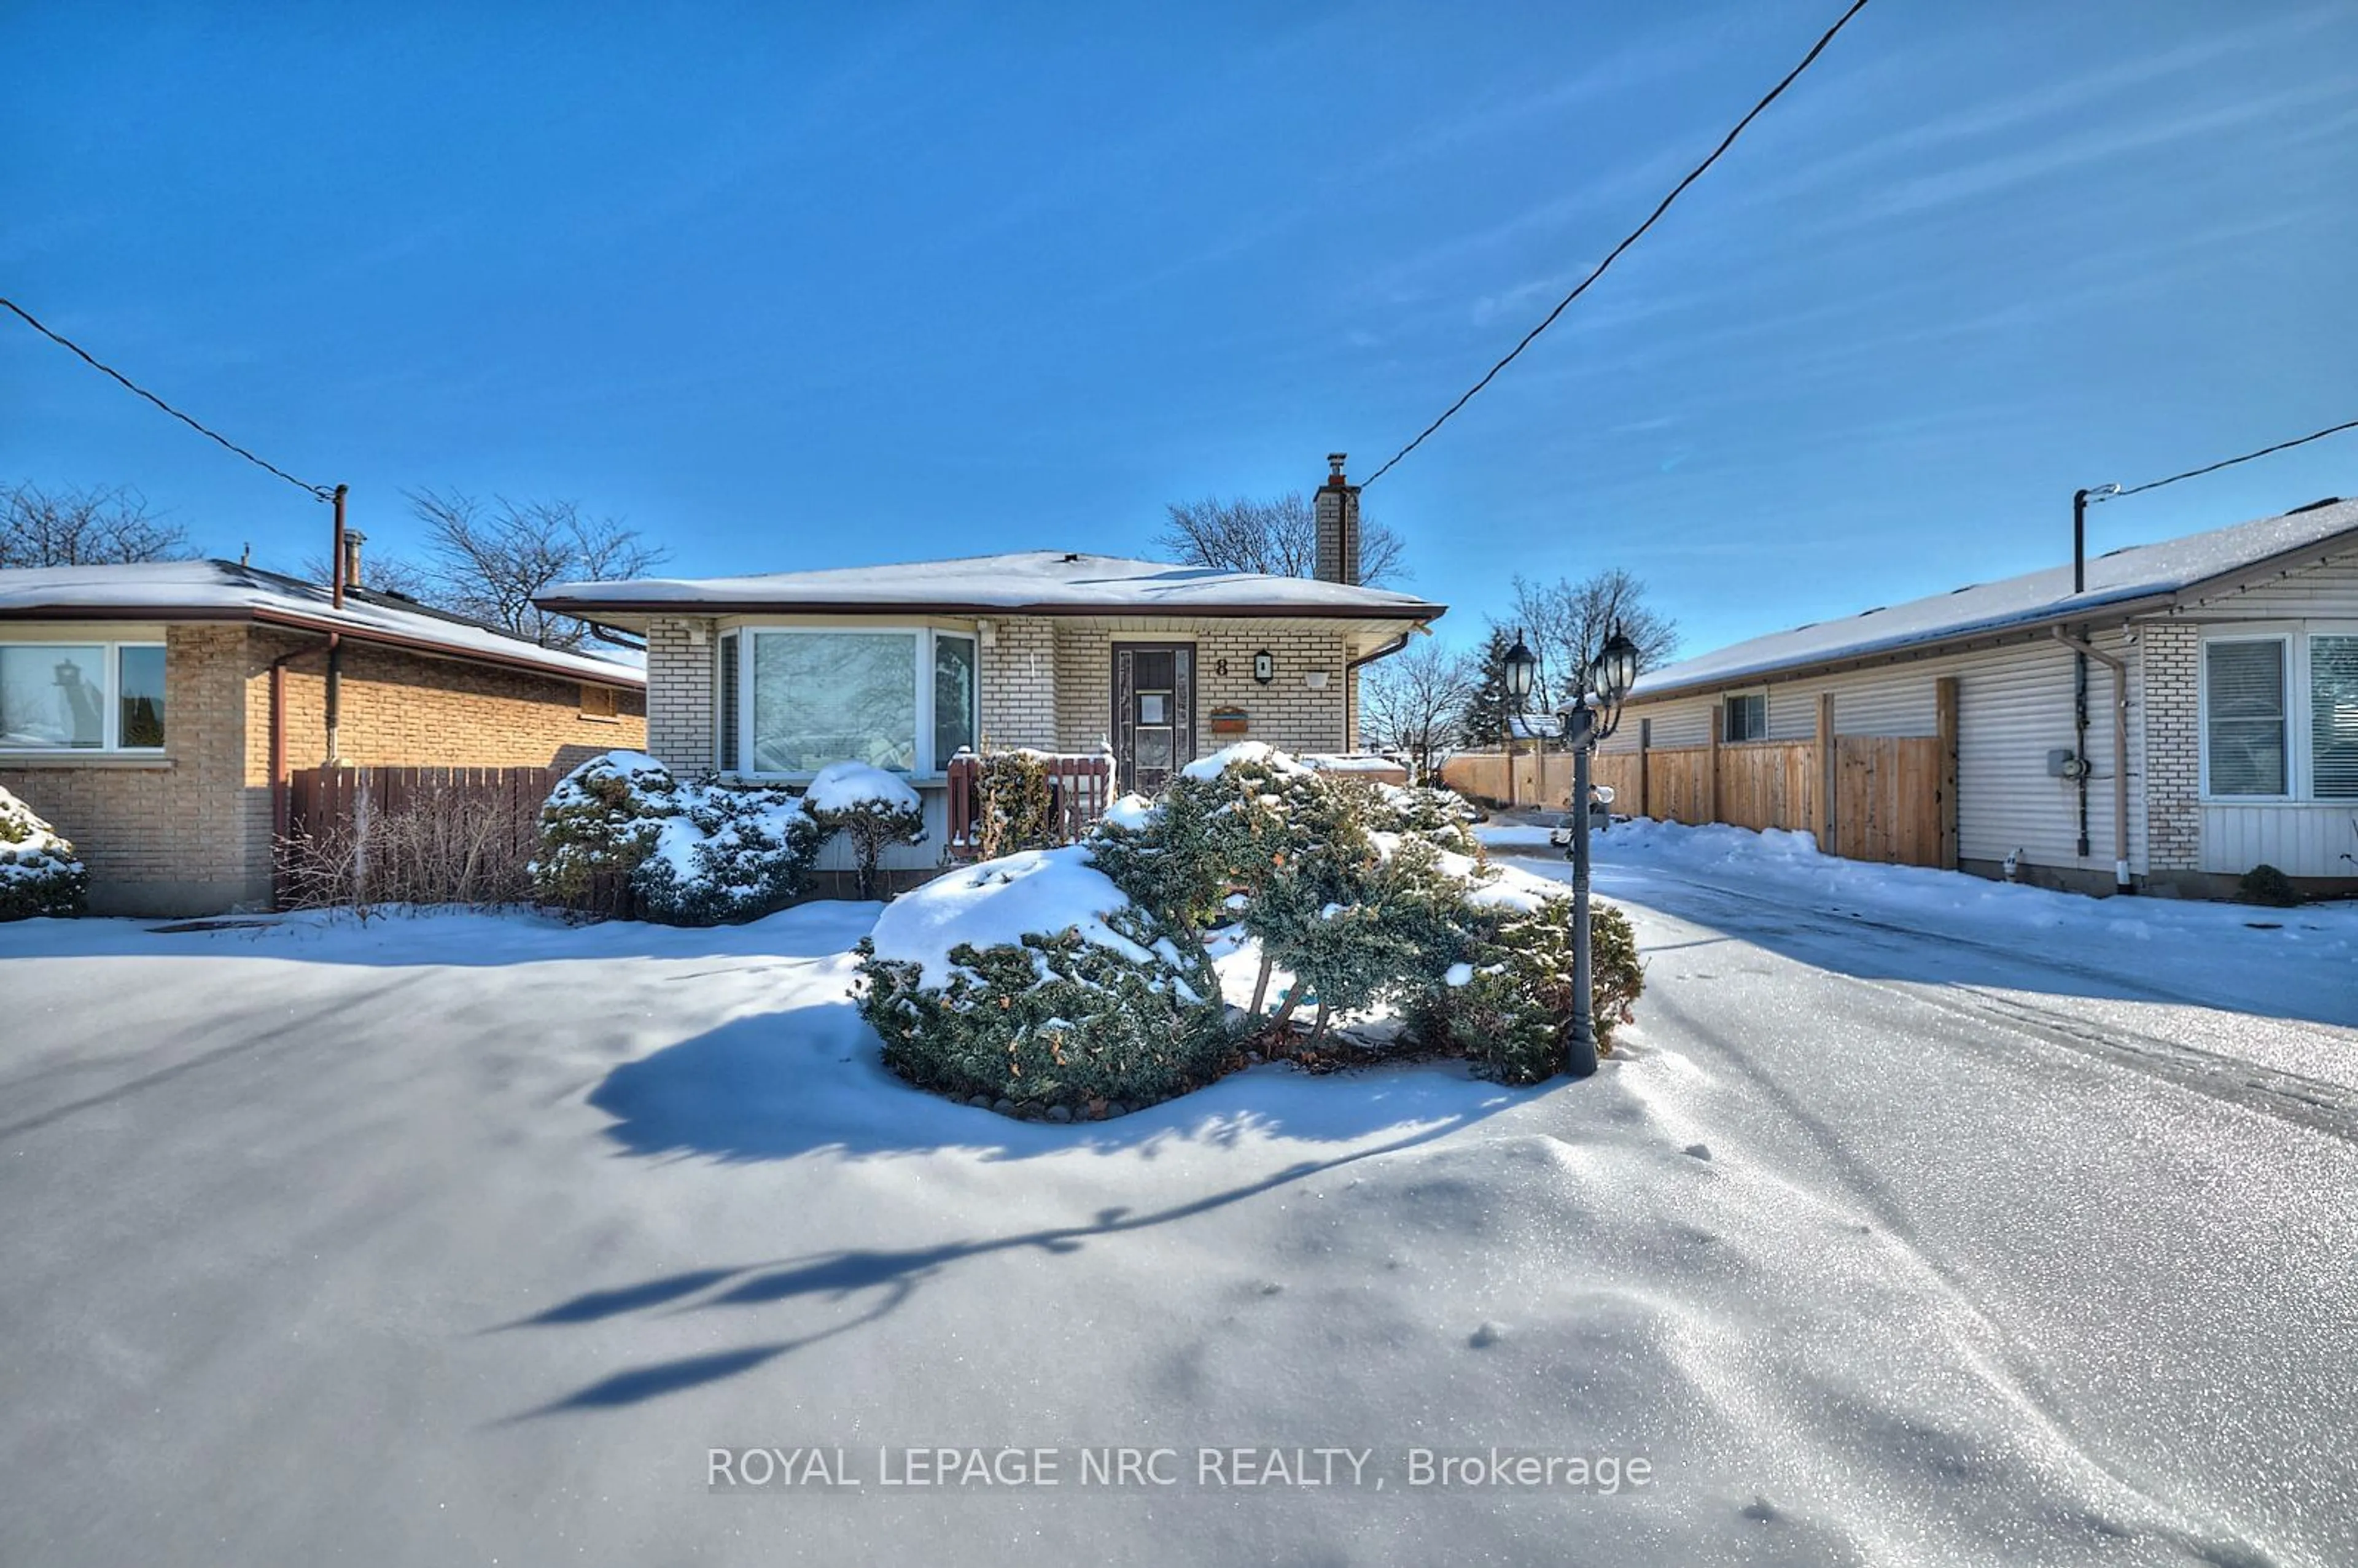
[945,751,1115,860]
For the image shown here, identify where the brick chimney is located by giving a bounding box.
[1313,452,1360,585]
[340,529,366,591]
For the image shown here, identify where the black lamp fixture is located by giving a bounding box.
[1585,626,1641,739]
[1503,632,1537,702]
[1252,649,1274,684]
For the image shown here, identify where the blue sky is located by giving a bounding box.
[6,1,2355,658]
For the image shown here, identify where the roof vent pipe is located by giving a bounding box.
[2072,483,2120,593]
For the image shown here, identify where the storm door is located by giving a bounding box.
[1111,643,1194,794]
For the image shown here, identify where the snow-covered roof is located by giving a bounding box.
[0,560,644,687]
[1635,496,2358,698]
[538,550,1446,621]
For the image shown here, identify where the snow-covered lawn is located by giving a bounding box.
[3,869,2354,1564]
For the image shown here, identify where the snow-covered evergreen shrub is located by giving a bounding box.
[0,786,87,921]
[807,761,925,900]
[1412,893,1645,1085]
[1366,782,1485,857]
[531,751,677,917]
[531,751,821,923]
[967,750,1058,860]
[636,782,825,926]
[1243,833,1471,1044]
[854,846,1229,1113]
[1088,772,1258,931]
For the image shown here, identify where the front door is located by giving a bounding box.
[1111,643,1194,794]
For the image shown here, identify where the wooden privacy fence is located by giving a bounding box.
[278,764,561,907]
[1444,680,1959,871]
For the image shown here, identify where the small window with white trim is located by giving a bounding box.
[1723,693,1766,742]
[2204,638,2288,797]
[0,641,166,751]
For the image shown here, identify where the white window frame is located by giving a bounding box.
[0,638,168,755]
[2198,631,2294,803]
[2304,621,2358,802]
[1722,691,1768,743]
[722,626,975,782]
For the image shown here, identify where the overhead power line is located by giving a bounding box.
[1,296,332,502]
[2101,417,2358,501]
[1361,0,1876,488]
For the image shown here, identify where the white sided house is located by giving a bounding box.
[537,463,1445,880]
[1600,495,2358,898]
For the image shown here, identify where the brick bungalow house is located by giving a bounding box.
[1596,494,2358,898]
[1,556,645,914]
[536,459,1445,879]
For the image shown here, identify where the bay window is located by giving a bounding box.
[722,627,976,778]
[0,642,166,752]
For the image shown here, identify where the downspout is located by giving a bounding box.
[2070,486,2091,859]
[2051,626,2132,895]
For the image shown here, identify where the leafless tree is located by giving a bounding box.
[1360,638,1477,783]
[1158,492,1407,588]
[399,490,667,650]
[1509,568,1679,705]
[300,548,438,602]
[1,483,195,567]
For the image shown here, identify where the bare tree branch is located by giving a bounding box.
[1360,638,1477,784]
[1,483,196,567]
[1158,492,1407,588]
[1509,568,1679,705]
[403,490,667,650]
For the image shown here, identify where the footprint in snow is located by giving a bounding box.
[1468,1322,1506,1349]
[1682,1143,1713,1162]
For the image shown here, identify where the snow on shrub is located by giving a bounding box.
[637,783,826,926]
[806,761,925,900]
[1366,782,1485,856]
[0,786,87,921]
[531,751,821,924]
[1410,887,1646,1085]
[854,845,1229,1115]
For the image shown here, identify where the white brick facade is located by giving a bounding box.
[2139,620,2202,872]
[978,616,1057,750]
[645,617,715,770]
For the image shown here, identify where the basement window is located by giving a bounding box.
[1723,693,1767,742]
[0,641,166,752]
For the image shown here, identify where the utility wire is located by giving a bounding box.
[1361,0,1876,487]
[1,297,332,502]
[2099,417,2358,501]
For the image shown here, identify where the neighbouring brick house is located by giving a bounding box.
[1593,495,2358,898]
[1,559,644,914]
[537,457,1445,879]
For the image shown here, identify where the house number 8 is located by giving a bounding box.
[1215,658,1230,676]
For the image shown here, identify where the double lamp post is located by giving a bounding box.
[1501,626,1641,1078]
